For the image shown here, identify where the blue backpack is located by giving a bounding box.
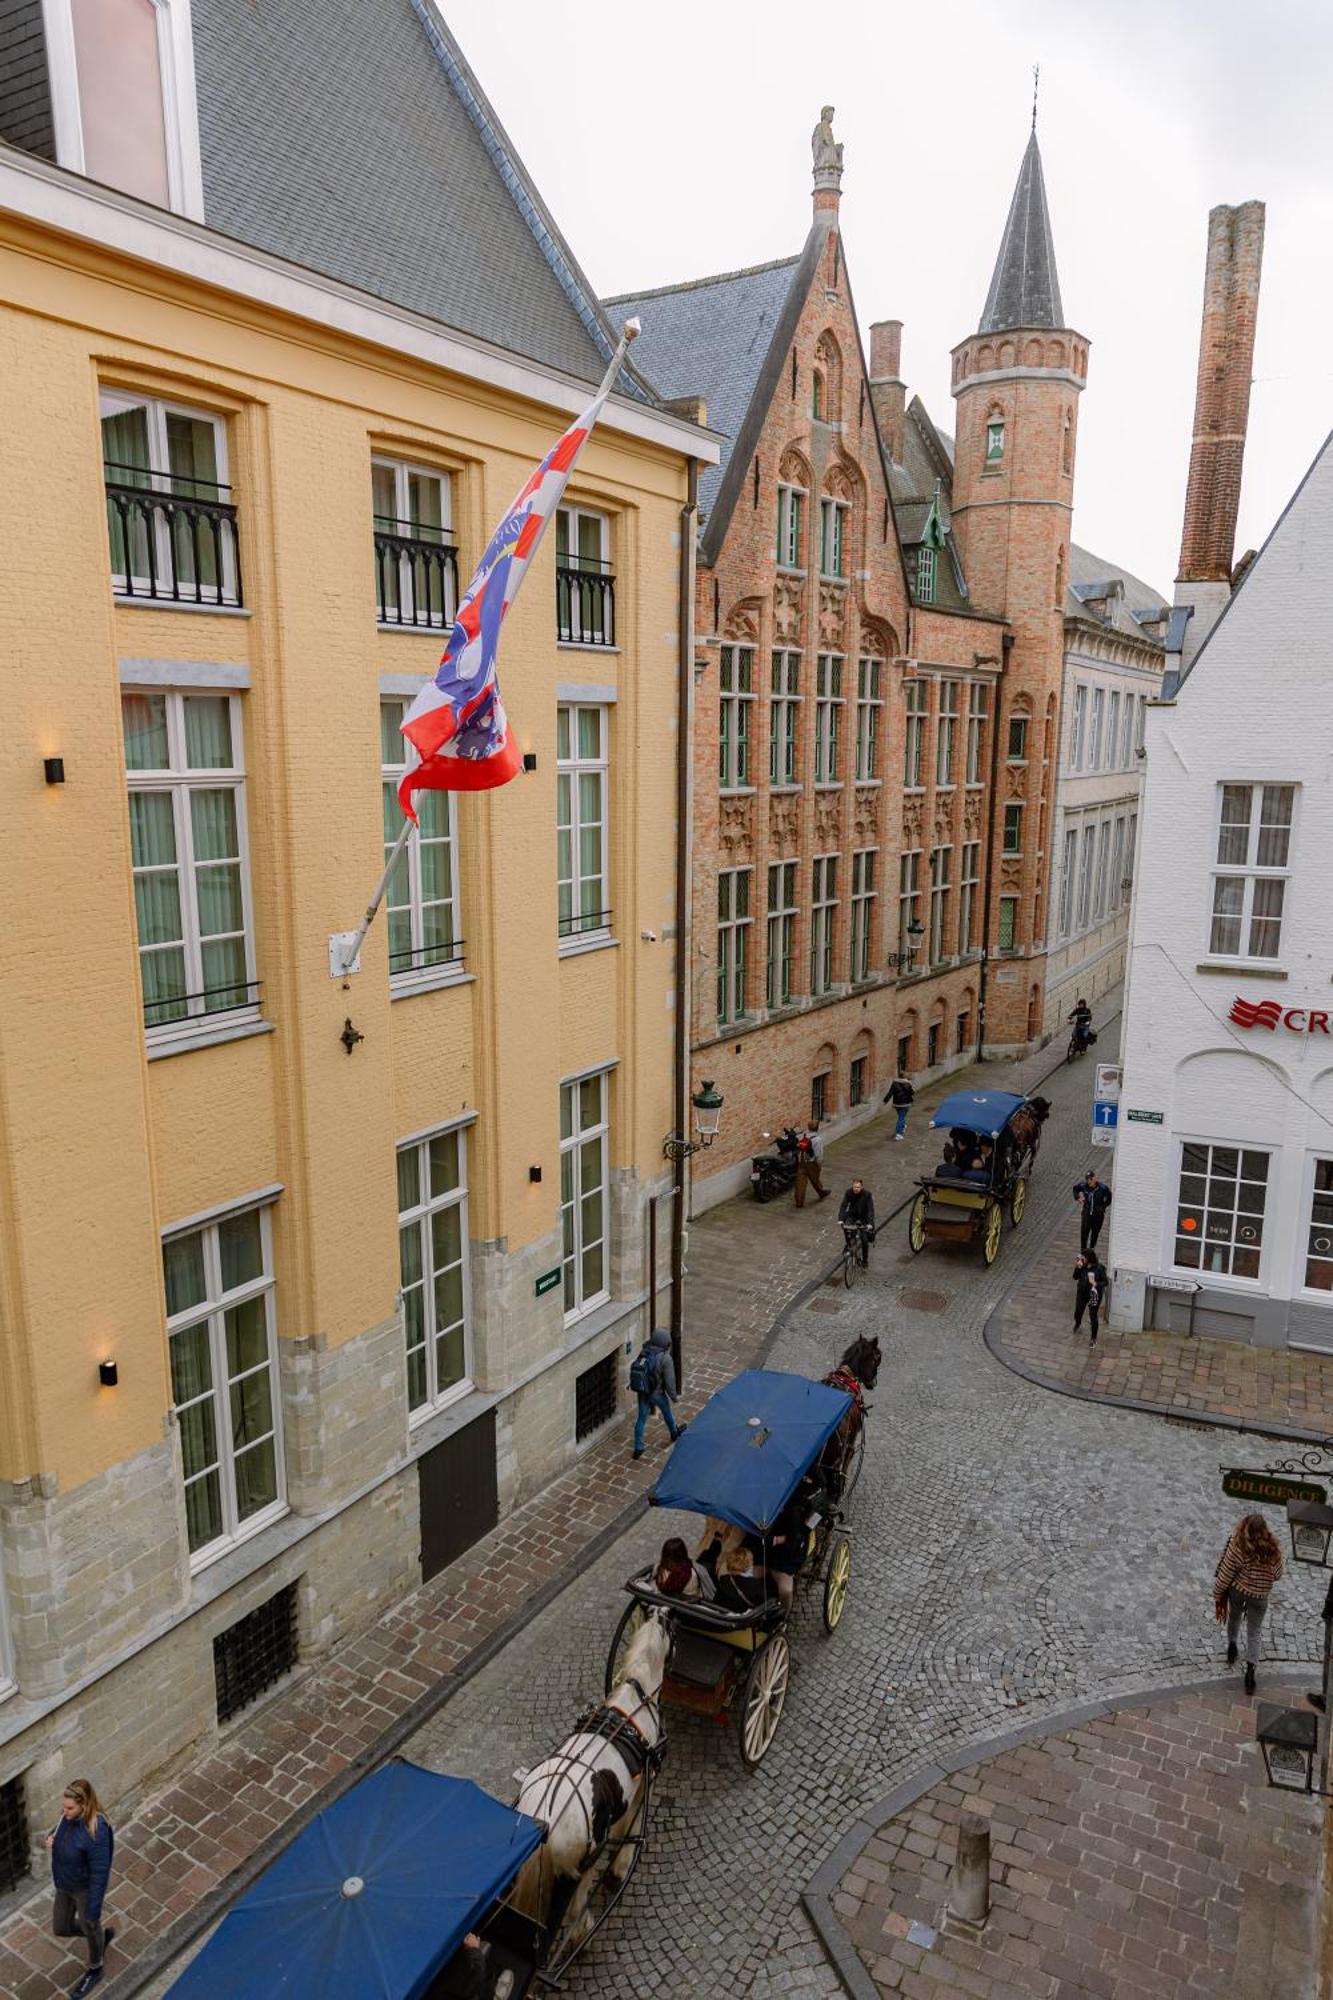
[629,1344,661,1395]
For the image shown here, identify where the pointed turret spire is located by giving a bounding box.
[978,132,1064,333]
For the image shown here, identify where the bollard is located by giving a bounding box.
[948,1810,991,1928]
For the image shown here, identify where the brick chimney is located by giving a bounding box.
[1174,201,1265,666]
[869,319,905,464]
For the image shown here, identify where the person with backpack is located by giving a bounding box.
[793,1125,829,1207]
[883,1073,915,1140]
[630,1327,686,1460]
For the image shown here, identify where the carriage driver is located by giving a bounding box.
[764,1465,833,1606]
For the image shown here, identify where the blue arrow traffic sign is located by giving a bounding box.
[1092,1102,1118,1128]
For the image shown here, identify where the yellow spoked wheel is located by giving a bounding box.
[1010,1175,1028,1229]
[823,1534,852,1632]
[739,1632,790,1768]
[982,1200,1003,1266]
[908,1190,928,1254]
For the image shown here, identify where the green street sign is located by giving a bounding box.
[534,1268,561,1298]
[1126,1109,1164,1124]
[1221,1469,1327,1508]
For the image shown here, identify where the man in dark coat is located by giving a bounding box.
[1074,1170,1112,1251]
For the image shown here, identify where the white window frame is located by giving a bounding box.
[1058,825,1078,937]
[371,457,456,630]
[719,645,755,792]
[717,866,752,1025]
[123,688,259,1052]
[1124,812,1138,906]
[1172,1138,1270,1286]
[1121,692,1136,767]
[985,418,1005,464]
[936,680,959,788]
[42,0,205,218]
[966,682,988,785]
[1297,1154,1333,1300]
[904,679,927,790]
[850,848,876,983]
[770,650,801,787]
[557,703,610,945]
[100,388,238,604]
[916,545,937,603]
[766,861,797,1010]
[819,497,848,580]
[1089,687,1105,769]
[1110,817,1126,916]
[776,483,806,571]
[1094,818,1112,917]
[1070,684,1088,770]
[1106,691,1121,770]
[380,700,462,990]
[1136,695,1147,751]
[958,841,980,957]
[928,844,951,965]
[898,849,921,959]
[397,1124,472,1421]
[1207,782,1295,964]
[1076,823,1095,929]
[815,654,843,786]
[854,658,882,782]
[163,1203,285,1570]
[560,1068,610,1321]
[555,505,613,647]
[811,854,838,996]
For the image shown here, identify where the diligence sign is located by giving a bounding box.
[1221,1469,1328,1509]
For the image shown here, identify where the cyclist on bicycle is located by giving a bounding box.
[838,1178,876,1264]
[1068,996,1093,1052]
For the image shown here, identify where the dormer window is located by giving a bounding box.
[40,0,204,218]
[916,546,936,604]
[985,419,1005,465]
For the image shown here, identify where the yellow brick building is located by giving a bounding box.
[0,0,712,1841]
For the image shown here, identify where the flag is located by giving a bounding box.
[920,478,948,553]
[398,324,638,814]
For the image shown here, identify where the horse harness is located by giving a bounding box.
[825,1365,866,1418]
[574,1677,666,1783]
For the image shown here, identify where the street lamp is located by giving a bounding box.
[1255,1703,1319,1794]
[1287,1499,1333,1568]
[1253,1498,1333,1797]
[895,919,926,974]
[663,1080,725,1162]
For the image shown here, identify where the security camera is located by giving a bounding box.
[640,929,658,943]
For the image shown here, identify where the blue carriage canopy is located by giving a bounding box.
[167,1761,544,1999]
[928,1089,1028,1138]
[649,1368,853,1535]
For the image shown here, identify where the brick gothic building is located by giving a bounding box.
[614,123,1091,1208]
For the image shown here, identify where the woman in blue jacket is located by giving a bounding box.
[47,1777,114,1997]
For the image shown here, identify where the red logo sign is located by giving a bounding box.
[1229,996,1331,1036]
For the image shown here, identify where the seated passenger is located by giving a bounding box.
[654,1536,715,1600]
[715,1546,768,1612]
[961,1138,994,1183]
[765,1469,832,1606]
[694,1516,745,1577]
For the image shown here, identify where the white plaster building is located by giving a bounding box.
[1108,433,1333,1352]
[1042,547,1167,1038]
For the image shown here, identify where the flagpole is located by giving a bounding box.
[333,318,640,979]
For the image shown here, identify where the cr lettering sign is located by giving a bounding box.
[1229,996,1332,1036]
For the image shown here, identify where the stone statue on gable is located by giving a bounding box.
[812,106,843,176]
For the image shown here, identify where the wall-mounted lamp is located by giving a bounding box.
[340,1018,365,1055]
[98,1360,118,1388]
[44,758,65,785]
[529,1165,543,1183]
[523,752,538,773]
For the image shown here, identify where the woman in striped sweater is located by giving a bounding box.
[1214,1512,1284,1694]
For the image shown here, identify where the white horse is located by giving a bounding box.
[511,1609,670,1955]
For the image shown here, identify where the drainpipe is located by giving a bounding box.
[670,459,699,1389]
[976,632,1012,1060]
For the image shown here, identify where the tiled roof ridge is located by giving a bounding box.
[606,253,804,306]
[408,0,652,399]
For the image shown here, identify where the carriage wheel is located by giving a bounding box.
[982,1200,1003,1266]
[1010,1175,1028,1229]
[908,1190,928,1255]
[739,1632,790,1768]
[754,1173,774,1204]
[841,1421,866,1502]
[823,1534,852,1633]
[605,1600,647,1697]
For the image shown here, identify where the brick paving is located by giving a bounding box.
[832,1687,1324,1999]
[989,1203,1333,1441]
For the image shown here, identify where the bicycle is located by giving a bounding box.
[1066,1027,1092,1063]
[839,1224,874,1288]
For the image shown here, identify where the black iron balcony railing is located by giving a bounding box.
[373,517,460,630]
[559,906,612,942]
[556,559,615,647]
[144,976,261,1033]
[104,464,242,607]
[388,938,466,979]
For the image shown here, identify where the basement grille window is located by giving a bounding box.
[575,1353,617,1442]
[213,1582,299,1724]
[0,1775,30,1896]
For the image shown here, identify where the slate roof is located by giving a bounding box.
[607,253,806,523]
[190,0,642,390]
[1067,543,1169,643]
[979,132,1065,334]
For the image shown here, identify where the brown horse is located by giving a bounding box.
[821,1334,881,1500]
[1008,1096,1050,1173]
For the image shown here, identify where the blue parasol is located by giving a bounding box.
[927,1089,1027,1137]
[649,1369,852,1534]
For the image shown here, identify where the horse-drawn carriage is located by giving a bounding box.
[907,1089,1045,1267]
[605,1369,855,1770]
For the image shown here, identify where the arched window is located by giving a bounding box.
[1062,410,1073,475]
[812,371,825,421]
[985,407,1005,465]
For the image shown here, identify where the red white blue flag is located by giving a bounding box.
[398,323,639,814]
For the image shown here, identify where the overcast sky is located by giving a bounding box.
[445,0,1333,597]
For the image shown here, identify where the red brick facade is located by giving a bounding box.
[1176,202,1265,585]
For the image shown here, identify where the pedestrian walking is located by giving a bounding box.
[1072,1250,1109,1344]
[1214,1512,1284,1695]
[629,1326,687,1460]
[47,1778,114,1997]
[883,1073,915,1141]
[1073,1169,1112,1251]
[793,1125,830,1207]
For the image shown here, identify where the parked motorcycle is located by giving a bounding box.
[750,1127,800,1203]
